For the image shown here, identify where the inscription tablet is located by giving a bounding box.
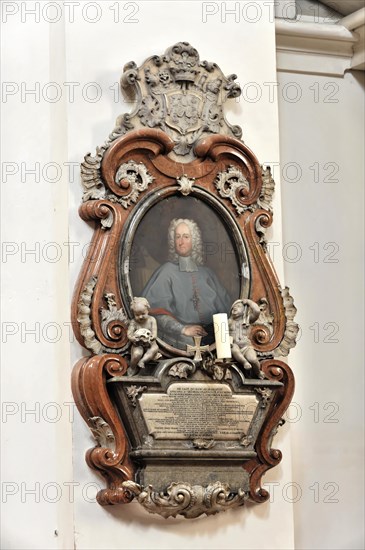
[140,383,258,440]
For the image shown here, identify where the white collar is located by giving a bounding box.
[178,256,198,272]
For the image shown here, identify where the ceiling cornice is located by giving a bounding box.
[319,1,365,16]
[276,7,365,74]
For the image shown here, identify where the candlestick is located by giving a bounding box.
[213,313,232,359]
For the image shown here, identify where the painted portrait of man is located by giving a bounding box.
[124,194,249,351]
[142,218,232,349]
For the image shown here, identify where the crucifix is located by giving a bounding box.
[186,336,209,361]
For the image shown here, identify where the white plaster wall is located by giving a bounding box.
[277,69,365,550]
[1,9,74,550]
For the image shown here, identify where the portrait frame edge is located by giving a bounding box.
[118,184,251,357]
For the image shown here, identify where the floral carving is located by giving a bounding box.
[240,434,254,447]
[138,96,164,128]
[258,166,275,212]
[255,388,273,409]
[274,287,299,357]
[214,165,250,215]
[126,385,147,407]
[192,439,216,450]
[176,175,195,196]
[201,353,232,381]
[76,277,102,355]
[112,160,154,208]
[169,362,196,379]
[174,132,199,155]
[215,165,276,217]
[81,146,107,202]
[100,293,128,349]
[89,416,115,450]
[256,297,274,330]
[121,481,249,519]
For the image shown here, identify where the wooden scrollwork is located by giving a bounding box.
[71,42,297,519]
[244,359,295,503]
[71,354,135,505]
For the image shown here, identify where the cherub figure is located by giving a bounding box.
[127,297,160,374]
[228,299,264,379]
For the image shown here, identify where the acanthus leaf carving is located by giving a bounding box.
[192,439,216,450]
[100,293,128,349]
[254,387,273,408]
[126,385,148,407]
[214,165,250,215]
[176,174,195,196]
[80,111,135,204]
[240,434,254,447]
[76,276,103,355]
[168,361,196,379]
[274,287,299,357]
[121,481,249,519]
[81,146,107,202]
[138,96,165,128]
[110,160,154,208]
[256,297,274,329]
[109,113,134,141]
[89,416,116,451]
[214,165,275,218]
[258,165,275,212]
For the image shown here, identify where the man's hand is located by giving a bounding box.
[182,325,208,337]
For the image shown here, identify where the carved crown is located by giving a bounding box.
[117,41,242,159]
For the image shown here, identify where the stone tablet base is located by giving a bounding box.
[72,353,294,518]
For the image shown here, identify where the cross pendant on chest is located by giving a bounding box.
[187,336,210,362]
[192,289,200,310]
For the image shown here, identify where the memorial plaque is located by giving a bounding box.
[140,383,258,440]
[71,42,297,519]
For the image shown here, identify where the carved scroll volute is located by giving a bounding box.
[195,135,263,206]
[244,209,286,352]
[72,130,176,353]
[244,359,295,503]
[71,354,135,505]
[71,201,129,351]
[101,129,175,195]
[195,134,286,354]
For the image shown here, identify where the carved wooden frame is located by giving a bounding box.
[71,43,297,519]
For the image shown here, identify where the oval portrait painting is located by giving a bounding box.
[121,193,250,353]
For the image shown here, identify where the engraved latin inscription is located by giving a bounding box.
[139,383,258,440]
